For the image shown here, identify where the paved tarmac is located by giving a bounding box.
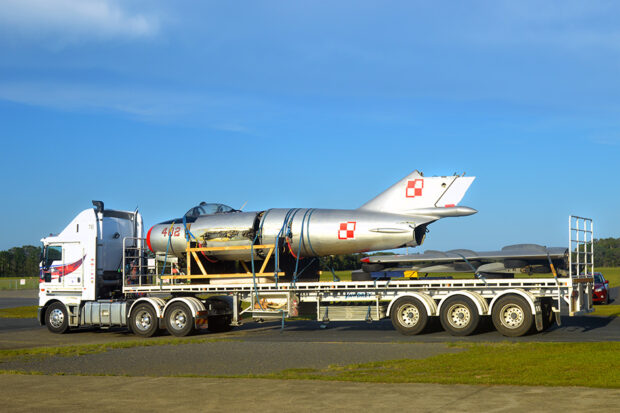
[0,289,37,309]
[1,341,463,375]
[2,375,619,413]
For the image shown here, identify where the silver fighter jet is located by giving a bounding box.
[146,170,476,277]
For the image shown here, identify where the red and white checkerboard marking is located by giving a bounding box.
[338,221,356,240]
[406,179,424,198]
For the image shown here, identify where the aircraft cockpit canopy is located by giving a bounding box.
[184,202,237,219]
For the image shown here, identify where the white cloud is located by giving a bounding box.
[0,0,158,41]
[0,81,254,134]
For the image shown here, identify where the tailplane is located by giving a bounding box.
[359,170,476,217]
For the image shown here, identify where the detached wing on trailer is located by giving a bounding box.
[365,244,569,275]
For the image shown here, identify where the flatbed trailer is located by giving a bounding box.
[38,205,594,338]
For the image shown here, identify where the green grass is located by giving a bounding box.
[1,341,618,388]
[245,342,620,388]
[0,306,37,318]
[319,270,351,282]
[0,277,38,290]
[0,336,232,363]
[596,267,620,288]
[590,304,620,318]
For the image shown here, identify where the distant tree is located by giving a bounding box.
[0,245,42,277]
[594,238,620,267]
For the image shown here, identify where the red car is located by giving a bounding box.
[593,272,610,304]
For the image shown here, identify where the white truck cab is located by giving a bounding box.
[39,201,143,331]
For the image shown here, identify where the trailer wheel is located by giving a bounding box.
[390,297,428,335]
[207,315,232,333]
[45,302,69,334]
[164,303,195,337]
[130,303,159,338]
[492,295,533,337]
[440,296,480,336]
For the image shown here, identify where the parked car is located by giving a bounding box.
[593,272,611,304]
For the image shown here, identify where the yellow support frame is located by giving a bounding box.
[160,243,277,280]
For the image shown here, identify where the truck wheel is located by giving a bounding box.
[45,302,70,334]
[207,315,233,333]
[492,295,533,337]
[164,302,195,337]
[390,297,429,335]
[440,296,480,336]
[130,303,159,338]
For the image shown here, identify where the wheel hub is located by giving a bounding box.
[448,304,470,328]
[171,309,187,329]
[501,305,524,328]
[135,311,152,331]
[398,304,420,327]
[49,309,64,328]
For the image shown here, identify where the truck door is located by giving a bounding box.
[41,243,85,288]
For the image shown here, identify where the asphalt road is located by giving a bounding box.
[0,289,37,309]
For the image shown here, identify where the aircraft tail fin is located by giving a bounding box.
[359,170,476,216]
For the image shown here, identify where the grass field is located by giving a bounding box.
[249,342,620,388]
[0,277,38,290]
[0,340,618,388]
[0,306,37,318]
[596,267,620,288]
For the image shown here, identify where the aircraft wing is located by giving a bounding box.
[365,244,568,274]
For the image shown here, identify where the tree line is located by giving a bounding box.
[0,245,42,277]
[593,238,620,267]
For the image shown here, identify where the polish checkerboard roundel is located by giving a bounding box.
[338,221,356,239]
[406,179,424,198]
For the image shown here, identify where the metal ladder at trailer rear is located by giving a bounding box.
[566,215,594,315]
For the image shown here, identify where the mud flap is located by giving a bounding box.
[535,301,543,332]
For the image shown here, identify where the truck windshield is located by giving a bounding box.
[43,245,62,267]
[184,202,237,219]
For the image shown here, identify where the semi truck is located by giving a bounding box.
[38,201,594,338]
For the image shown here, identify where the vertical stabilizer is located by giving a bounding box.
[359,171,475,214]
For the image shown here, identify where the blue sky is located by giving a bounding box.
[1,1,619,252]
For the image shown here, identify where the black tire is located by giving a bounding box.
[207,315,233,333]
[390,297,429,335]
[130,303,159,338]
[45,302,70,334]
[164,302,195,337]
[440,296,480,336]
[351,270,372,281]
[492,295,533,337]
[362,263,385,273]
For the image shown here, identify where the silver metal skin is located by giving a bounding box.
[146,171,477,261]
[148,208,429,261]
